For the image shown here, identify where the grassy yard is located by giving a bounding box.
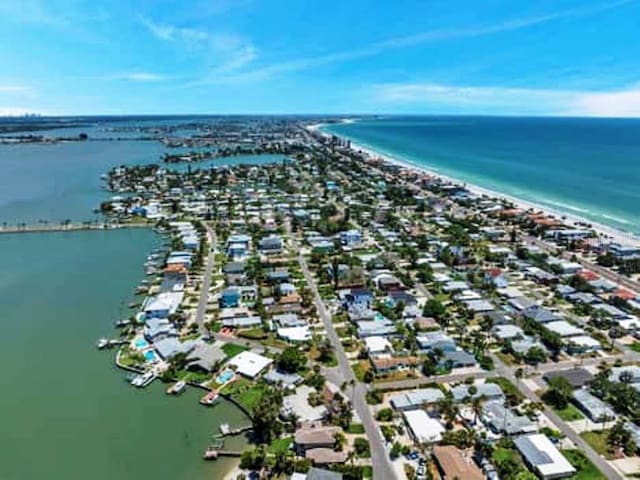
[554,402,585,421]
[237,328,267,340]
[580,430,615,460]
[629,342,640,353]
[268,436,293,454]
[562,449,606,480]
[225,378,268,413]
[352,360,371,382]
[346,423,365,434]
[221,343,248,358]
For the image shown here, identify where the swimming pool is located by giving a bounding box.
[134,338,149,349]
[216,370,234,385]
[144,350,157,362]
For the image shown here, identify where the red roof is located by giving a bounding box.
[578,269,599,281]
[615,289,636,301]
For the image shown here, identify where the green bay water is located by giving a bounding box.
[0,229,248,480]
[326,116,640,236]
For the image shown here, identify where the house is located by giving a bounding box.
[451,382,504,403]
[259,235,283,255]
[482,401,537,435]
[182,342,225,372]
[442,350,477,368]
[364,336,392,354]
[609,366,640,384]
[228,351,272,379]
[417,331,457,352]
[485,269,509,288]
[403,409,445,443]
[389,388,445,411]
[523,306,563,324]
[339,229,362,247]
[305,467,343,480]
[305,448,347,465]
[493,324,525,341]
[572,389,615,422]
[341,288,373,309]
[143,291,184,319]
[543,368,594,389]
[294,425,341,451]
[433,445,483,480]
[282,385,327,423]
[514,434,576,479]
[263,369,303,389]
[371,356,420,374]
[220,287,241,308]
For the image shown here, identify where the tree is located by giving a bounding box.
[252,386,284,443]
[542,376,572,410]
[277,347,306,373]
[423,298,447,321]
[524,346,547,365]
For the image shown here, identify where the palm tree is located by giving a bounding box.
[471,394,487,424]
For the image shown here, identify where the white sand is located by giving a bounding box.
[306,123,640,247]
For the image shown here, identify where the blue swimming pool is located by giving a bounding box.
[216,370,234,384]
[144,350,156,362]
[135,338,149,349]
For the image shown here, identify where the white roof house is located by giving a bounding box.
[544,320,585,337]
[403,409,445,443]
[514,434,576,479]
[228,351,273,379]
[364,336,392,353]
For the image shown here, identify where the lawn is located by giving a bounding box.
[352,360,371,382]
[554,402,585,421]
[346,423,365,434]
[225,378,268,413]
[268,436,293,454]
[562,449,606,480]
[221,343,248,358]
[629,342,640,353]
[580,430,614,460]
[237,328,267,340]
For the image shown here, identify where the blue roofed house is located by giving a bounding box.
[342,288,373,310]
[339,229,362,247]
[220,287,241,308]
[417,331,457,352]
[259,235,283,255]
[226,234,251,260]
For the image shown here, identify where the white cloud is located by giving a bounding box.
[186,0,633,86]
[371,82,640,117]
[139,16,208,42]
[109,72,169,82]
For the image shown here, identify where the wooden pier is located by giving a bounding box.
[0,222,152,235]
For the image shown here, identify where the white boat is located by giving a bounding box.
[199,390,219,406]
[166,380,187,395]
[96,338,109,349]
[131,371,156,388]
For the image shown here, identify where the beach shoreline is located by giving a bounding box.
[307,122,640,247]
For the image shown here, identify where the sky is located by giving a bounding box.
[1,0,640,116]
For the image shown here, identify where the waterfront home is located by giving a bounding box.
[186,342,226,372]
[263,369,303,389]
[282,385,327,423]
[514,434,576,479]
[228,351,272,379]
[403,409,445,444]
[294,424,341,451]
[433,445,484,480]
[154,337,195,360]
[143,291,184,319]
[389,388,445,411]
[144,317,177,342]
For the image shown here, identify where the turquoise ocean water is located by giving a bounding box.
[325,116,640,236]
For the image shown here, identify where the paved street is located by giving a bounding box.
[297,249,398,480]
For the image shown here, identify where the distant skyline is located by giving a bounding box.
[2,0,640,116]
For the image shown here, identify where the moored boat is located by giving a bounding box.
[199,390,219,406]
[166,380,186,395]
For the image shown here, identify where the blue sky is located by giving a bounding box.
[1,0,640,116]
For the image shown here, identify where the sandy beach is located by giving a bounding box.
[307,122,640,247]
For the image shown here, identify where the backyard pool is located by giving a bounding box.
[216,370,234,385]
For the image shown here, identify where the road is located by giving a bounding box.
[194,223,216,336]
[297,248,398,480]
[490,353,624,480]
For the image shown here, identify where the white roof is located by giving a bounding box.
[545,320,585,337]
[277,326,311,342]
[364,336,392,353]
[228,351,273,378]
[403,409,444,443]
[514,434,576,478]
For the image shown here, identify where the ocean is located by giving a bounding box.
[324,116,640,236]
